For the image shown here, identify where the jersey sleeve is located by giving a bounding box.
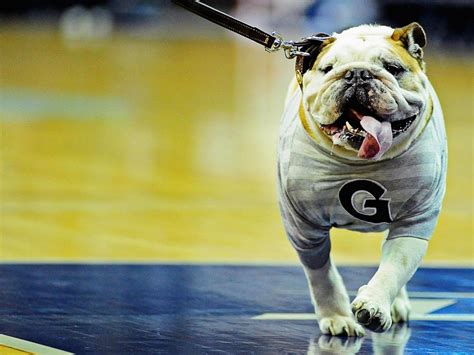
[388,207,441,240]
[278,182,331,269]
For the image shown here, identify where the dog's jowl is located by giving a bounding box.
[278,23,447,336]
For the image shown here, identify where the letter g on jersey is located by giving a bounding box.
[338,180,393,223]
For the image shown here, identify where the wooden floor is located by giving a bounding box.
[0,26,473,265]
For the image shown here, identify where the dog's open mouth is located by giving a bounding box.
[320,107,417,159]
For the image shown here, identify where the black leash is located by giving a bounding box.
[171,0,333,83]
[171,0,277,50]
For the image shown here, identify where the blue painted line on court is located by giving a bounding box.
[0,88,131,120]
[0,265,472,353]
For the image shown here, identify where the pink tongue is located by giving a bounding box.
[358,116,393,159]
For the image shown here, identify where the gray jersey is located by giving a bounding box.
[278,86,447,269]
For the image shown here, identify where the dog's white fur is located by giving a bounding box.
[305,238,426,336]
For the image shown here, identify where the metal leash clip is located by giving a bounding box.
[265,32,311,59]
[171,1,332,60]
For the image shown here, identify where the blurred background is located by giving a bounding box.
[1,0,473,265]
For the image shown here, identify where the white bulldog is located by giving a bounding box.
[278,23,447,336]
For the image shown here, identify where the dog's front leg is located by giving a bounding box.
[351,237,428,332]
[304,258,365,336]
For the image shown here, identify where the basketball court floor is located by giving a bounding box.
[0,26,473,353]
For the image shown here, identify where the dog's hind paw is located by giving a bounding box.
[391,292,411,323]
[319,315,365,337]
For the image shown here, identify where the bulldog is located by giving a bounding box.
[278,23,447,336]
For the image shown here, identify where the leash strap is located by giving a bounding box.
[172,0,333,85]
[171,0,277,49]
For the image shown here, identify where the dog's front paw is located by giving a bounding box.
[319,315,365,337]
[351,286,392,332]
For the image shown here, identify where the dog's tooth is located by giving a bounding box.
[346,121,355,133]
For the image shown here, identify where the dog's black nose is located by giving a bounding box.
[344,68,373,84]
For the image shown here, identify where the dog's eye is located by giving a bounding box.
[384,63,405,76]
[319,65,333,74]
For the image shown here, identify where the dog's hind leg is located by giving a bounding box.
[304,258,365,337]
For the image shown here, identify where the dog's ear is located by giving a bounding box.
[391,22,427,61]
[295,35,335,87]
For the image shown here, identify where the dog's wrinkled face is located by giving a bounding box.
[302,23,431,160]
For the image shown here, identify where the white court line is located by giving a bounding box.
[0,334,73,354]
[347,291,474,299]
[253,298,474,322]
[252,313,474,322]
